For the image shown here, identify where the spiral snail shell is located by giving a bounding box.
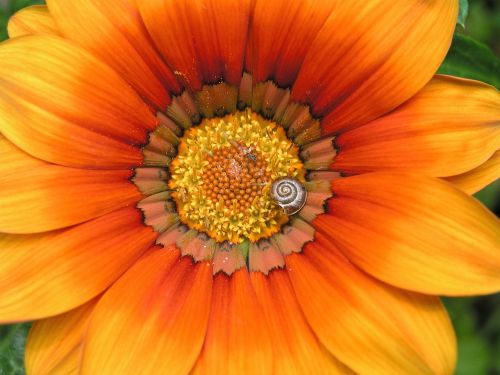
[271,177,307,215]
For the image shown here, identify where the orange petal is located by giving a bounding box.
[0,136,140,234]
[291,0,457,134]
[0,35,155,169]
[0,163,141,233]
[47,0,180,109]
[251,270,354,374]
[7,5,60,38]
[25,297,99,375]
[287,242,456,375]
[247,0,335,86]
[320,172,500,296]
[0,135,46,173]
[192,269,273,374]
[81,249,212,375]
[445,151,500,194]
[138,0,251,91]
[334,76,500,176]
[0,208,155,322]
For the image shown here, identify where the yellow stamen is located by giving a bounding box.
[169,110,305,243]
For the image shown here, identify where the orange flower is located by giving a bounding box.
[1,1,499,374]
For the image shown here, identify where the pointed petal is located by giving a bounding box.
[7,5,60,38]
[47,0,180,109]
[192,269,273,374]
[81,249,212,375]
[445,151,500,194]
[25,298,99,375]
[138,0,251,91]
[247,0,335,86]
[251,270,354,374]
[0,35,155,169]
[287,241,456,375]
[320,172,500,296]
[0,163,140,233]
[334,76,500,176]
[0,208,155,322]
[292,0,458,134]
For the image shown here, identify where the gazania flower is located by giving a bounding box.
[1,0,499,374]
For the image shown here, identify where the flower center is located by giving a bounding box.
[169,110,305,243]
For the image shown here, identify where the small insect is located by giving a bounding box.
[245,152,257,162]
[229,140,257,163]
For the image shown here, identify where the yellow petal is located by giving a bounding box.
[0,135,45,173]
[81,249,212,375]
[7,5,60,38]
[287,242,456,375]
[251,270,354,374]
[0,163,140,233]
[292,0,458,134]
[334,76,500,177]
[192,269,273,374]
[25,298,99,375]
[320,172,500,296]
[445,151,500,194]
[0,208,155,322]
[0,135,141,233]
[0,35,155,169]
[47,0,179,109]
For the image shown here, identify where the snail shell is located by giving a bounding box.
[271,177,307,215]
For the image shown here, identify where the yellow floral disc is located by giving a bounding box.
[169,110,305,243]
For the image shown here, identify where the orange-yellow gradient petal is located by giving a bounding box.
[446,151,500,194]
[0,136,141,234]
[25,298,99,375]
[81,248,212,375]
[247,0,335,87]
[0,135,45,173]
[320,172,500,296]
[292,0,458,134]
[251,271,354,374]
[287,240,456,375]
[7,5,60,38]
[138,0,251,91]
[47,0,180,109]
[334,76,500,176]
[0,208,155,322]
[192,269,273,375]
[0,35,155,169]
[0,160,140,233]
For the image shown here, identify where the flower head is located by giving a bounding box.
[1,1,499,374]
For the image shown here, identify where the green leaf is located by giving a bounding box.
[457,0,469,28]
[438,34,500,89]
[11,0,44,13]
[0,0,45,42]
[443,298,494,375]
[474,180,500,210]
[443,298,476,337]
[454,335,491,375]
[0,324,30,375]
[0,8,8,42]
